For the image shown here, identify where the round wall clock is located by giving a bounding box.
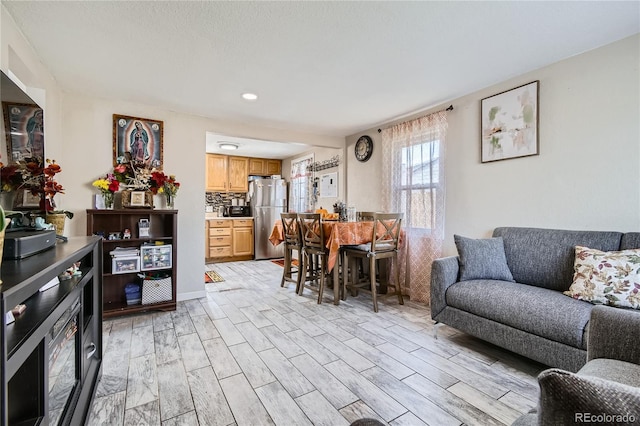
[355,135,373,162]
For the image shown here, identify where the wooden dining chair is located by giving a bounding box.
[297,213,330,304]
[342,213,404,312]
[356,211,377,222]
[349,211,380,280]
[280,213,303,293]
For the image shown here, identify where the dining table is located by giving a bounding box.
[269,219,406,305]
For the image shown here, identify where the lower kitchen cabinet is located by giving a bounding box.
[232,220,254,256]
[206,218,254,262]
[207,219,232,258]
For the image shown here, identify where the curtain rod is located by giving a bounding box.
[377,104,453,133]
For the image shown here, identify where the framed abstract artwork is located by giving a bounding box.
[2,102,44,163]
[113,114,163,169]
[481,81,539,163]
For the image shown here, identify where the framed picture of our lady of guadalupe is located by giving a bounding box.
[113,114,164,169]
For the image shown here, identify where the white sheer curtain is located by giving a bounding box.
[289,154,314,212]
[381,111,448,304]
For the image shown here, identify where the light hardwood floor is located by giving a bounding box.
[88,260,545,425]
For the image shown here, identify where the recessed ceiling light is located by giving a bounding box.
[219,142,239,150]
[242,92,258,101]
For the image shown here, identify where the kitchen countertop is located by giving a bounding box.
[205,215,254,220]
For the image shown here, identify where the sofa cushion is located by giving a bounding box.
[564,246,640,310]
[579,358,640,388]
[538,368,640,425]
[492,227,623,292]
[454,235,514,282]
[446,280,592,348]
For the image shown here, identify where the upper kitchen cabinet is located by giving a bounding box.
[266,159,282,176]
[228,156,248,192]
[206,154,228,191]
[248,158,282,176]
[206,154,248,192]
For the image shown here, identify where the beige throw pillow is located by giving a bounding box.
[564,246,640,309]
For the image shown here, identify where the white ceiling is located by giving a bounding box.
[205,132,311,158]
[3,1,639,157]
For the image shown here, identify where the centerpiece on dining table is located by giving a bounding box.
[333,200,348,222]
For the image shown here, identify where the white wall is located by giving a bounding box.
[345,132,383,212]
[347,34,640,256]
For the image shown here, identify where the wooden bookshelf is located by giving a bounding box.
[86,209,177,318]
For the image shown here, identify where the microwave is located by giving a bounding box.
[226,206,251,217]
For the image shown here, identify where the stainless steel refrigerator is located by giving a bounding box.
[249,178,287,260]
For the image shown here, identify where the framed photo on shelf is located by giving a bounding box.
[481,81,539,163]
[113,114,163,169]
[121,190,153,209]
[2,102,44,163]
[130,191,146,207]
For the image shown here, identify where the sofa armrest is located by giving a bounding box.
[587,305,640,365]
[430,256,459,320]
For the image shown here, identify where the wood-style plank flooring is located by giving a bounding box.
[88,260,545,425]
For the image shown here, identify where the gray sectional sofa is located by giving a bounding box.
[430,227,640,372]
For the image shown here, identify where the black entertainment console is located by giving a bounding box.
[0,237,102,425]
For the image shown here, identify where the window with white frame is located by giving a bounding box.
[399,140,440,230]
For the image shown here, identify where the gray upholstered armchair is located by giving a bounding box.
[513,305,640,425]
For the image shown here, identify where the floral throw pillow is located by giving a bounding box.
[564,246,640,309]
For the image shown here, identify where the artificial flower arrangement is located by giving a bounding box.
[149,171,180,196]
[18,158,74,219]
[92,173,120,209]
[94,154,180,208]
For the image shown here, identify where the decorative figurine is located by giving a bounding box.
[123,228,132,239]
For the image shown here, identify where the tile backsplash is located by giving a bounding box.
[205,192,247,212]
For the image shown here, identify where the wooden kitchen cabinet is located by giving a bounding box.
[266,159,281,175]
[247,158,282,176]
[206,154,228,191]
[206,218,254,261]
[228,156,249,192]
[248,158,266,175]
[232,219,254,256]
[207,219,232,258]
[206,154,248,192]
